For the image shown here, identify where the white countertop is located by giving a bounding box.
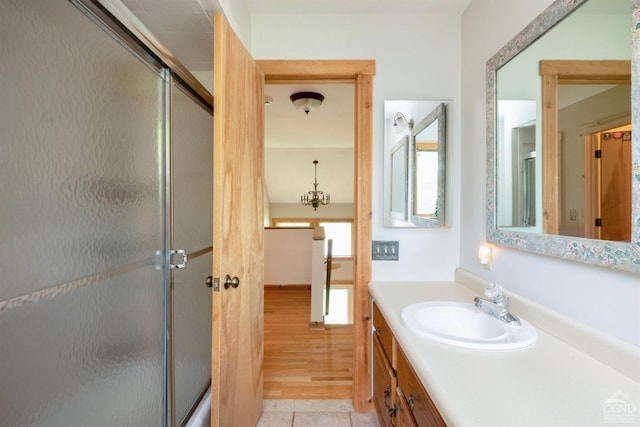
[368,280,640,427]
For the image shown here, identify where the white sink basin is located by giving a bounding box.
[400,301,537,351]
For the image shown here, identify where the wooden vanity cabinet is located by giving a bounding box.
[373,335,396,427]
[372,301,447,427]
[373,302,394,358]
[396,345,446,426]
[373,303,396,427]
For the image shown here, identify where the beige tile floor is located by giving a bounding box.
[257,400,380,427]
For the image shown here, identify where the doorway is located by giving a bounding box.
[257,60,375,412]
[263,81,355,328]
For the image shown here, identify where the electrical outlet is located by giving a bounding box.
[569,209,577,221]
[372,240,399,261]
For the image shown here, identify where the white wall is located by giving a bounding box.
[250,12,462,281]
[215,0,252,51]
[264,228,314,284]
[461,0,640,346]
[269,203,354,221]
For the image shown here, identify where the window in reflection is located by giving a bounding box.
[414,143,439,218]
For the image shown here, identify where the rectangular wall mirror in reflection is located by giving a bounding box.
[487,0,640,272]
[383,100,448,228]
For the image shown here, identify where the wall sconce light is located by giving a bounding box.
[478,245,492,270]
[393,112,414,130]
[290,91,324,115]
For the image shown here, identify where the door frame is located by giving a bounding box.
[257,60,375,412]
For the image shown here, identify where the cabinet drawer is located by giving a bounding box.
[396,386,419,427]
[373,302,394,361]
[373,335,396,427]
[396,346,446,427]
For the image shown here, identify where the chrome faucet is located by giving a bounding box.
[474,283,521,326]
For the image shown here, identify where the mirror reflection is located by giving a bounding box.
[412,103,446,226]
[495,0,631,241]
[384,100,448,227]
[390,135,409,220]
[487,0,640,272]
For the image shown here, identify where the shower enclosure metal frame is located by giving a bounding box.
[0,0,214,425]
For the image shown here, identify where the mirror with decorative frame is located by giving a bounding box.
[486,0,640,272]
[384,100,448,227]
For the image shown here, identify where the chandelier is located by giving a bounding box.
[301,160,330,210]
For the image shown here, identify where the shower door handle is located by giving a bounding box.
[223,274,240,289]
[170,249,187,269]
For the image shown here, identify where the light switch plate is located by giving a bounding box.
[372,240,399,261]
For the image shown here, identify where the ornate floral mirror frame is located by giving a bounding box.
[486,0,640,273]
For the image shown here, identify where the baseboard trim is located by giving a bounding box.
[264,284,311,290]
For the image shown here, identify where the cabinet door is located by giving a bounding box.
[396,387,419,427]
[373,302,394,360]
[396,346,446,426]
[373,335,396,427]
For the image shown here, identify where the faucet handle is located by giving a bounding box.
[484,283,504,302]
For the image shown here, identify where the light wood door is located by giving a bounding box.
[598,130,632,241]
[212,13,264,427]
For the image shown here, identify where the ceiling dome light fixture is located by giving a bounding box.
[290,91,325,115]
[301,160,330,210]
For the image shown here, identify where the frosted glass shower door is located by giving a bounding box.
[171,82,214,426]
[0,1,167,425]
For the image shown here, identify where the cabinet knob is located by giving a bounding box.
[408,394,417,411]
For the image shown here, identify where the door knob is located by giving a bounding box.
[205,276,213,288]
[224,274,240,289]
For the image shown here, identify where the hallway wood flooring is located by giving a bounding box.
[264,288,353,399]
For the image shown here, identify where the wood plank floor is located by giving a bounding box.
[264,288,353,399]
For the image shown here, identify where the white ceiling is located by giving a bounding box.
[119,0,470,205]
